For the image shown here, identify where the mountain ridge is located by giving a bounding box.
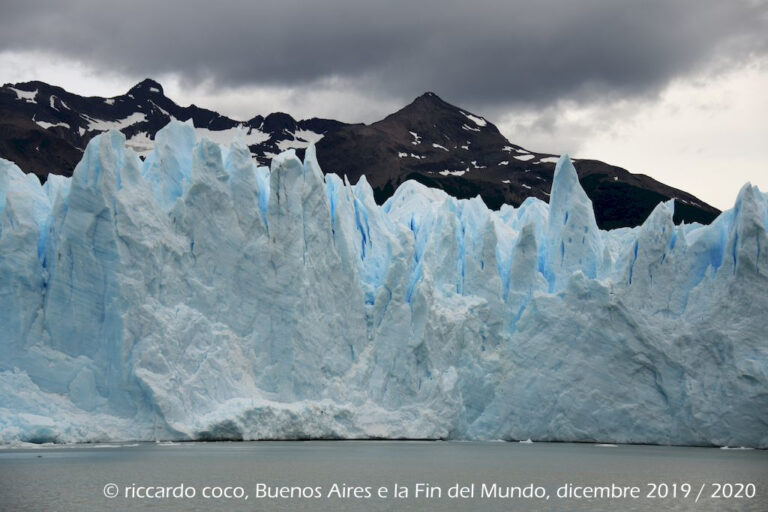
[0,78,720,228]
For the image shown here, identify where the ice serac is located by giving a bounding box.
[1,121,767,447]
[544,155,603,291]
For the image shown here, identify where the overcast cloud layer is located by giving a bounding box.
[0,0,767,209]
[1,0,766,108]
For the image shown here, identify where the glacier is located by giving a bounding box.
[1,121,766,447]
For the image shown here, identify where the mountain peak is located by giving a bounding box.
[410,91,452,108]
[416,91,441,101]
[382,92,460,124]
[128,78,164,96]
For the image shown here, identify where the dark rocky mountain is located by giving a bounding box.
[316,92,720,229]
[0,80,719,229]
[0,78,345,181]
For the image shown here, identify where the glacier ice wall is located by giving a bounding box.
[1,121,767,447]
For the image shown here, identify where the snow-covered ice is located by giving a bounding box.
[1,121,766,447]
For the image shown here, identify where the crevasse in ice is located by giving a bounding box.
[1,121,766,447]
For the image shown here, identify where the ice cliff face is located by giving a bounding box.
[1,121,766,447]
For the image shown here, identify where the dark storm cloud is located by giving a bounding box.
[1,0,766,109]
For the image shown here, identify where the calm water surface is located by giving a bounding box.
[1,441,766,511]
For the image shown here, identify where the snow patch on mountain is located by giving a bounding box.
[9,87,37,103]
[83,112,147,131]
[276,130,324,151]
[293,129,324,144]
[125,132,155,158]
[35,120,70,130]
[193,126,270,146]
[460,110,487,127]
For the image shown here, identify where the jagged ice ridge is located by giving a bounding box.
[1,121,766,447]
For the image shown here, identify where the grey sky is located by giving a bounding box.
[1,0,767,209]
[2,0,765,108]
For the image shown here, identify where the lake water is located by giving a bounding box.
[1,441,766,511]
